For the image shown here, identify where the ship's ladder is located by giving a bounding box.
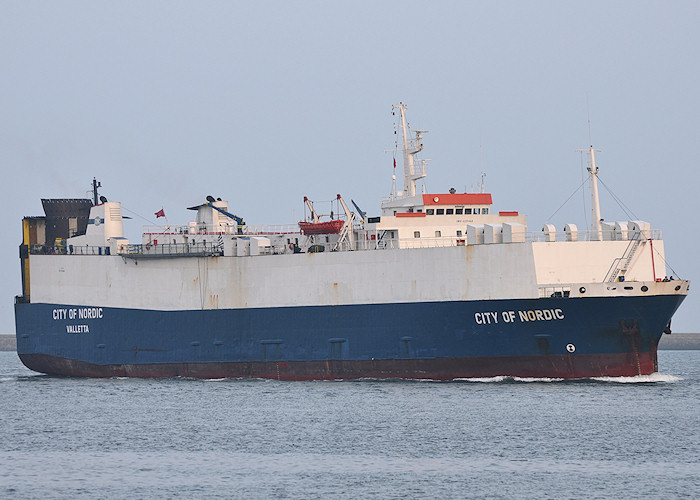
[605,232,645,282]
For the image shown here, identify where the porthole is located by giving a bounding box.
[566,344,576,353]
[579,287,586,294]
[641,285,648,292]
[675,285,681,291]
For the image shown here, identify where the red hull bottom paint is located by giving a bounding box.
[20,350,658,380]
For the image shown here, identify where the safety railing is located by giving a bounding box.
[525,228,661,243]
[143,223,300,236]
[143,224,239,235]
[123,242,223,257]
[538,285,573,298]
[29,244,113,256]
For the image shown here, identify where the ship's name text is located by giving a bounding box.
[52,307,103,320]
[474,309,565,325]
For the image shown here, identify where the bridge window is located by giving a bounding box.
[482,208,489,214]
[474,208,480,214]
[426,209,434,215]
[414,231,420,238]
[446,208,454,215]
[437,209,445,215]
[464,208,472,214]
[457,230,463,237]
[456,207,463,214]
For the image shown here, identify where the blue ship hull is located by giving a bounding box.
[14,294,685,379]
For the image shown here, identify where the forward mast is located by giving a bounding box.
[577,146,603,240]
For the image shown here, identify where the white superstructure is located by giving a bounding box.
[18,103,684,317]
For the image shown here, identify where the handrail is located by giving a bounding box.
[125,242,223,257]
[525,228,661,242]
[603,232,645,282]
[143,223,301,235]
[28,225,665,259]
[29,244,112,256]
[28,242,223,257]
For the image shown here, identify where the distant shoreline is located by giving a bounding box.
[1,333,699,352]
[0,334,16,351]
[658,333,700,350]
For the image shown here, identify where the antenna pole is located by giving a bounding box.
[577,147,602,240]
[588,147,602,240]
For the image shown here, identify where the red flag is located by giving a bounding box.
[393,157,396,169]
[155,208,165,218]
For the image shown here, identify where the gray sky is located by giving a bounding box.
[1,1,698,333]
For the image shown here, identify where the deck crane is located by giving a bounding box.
[205,195,245,234]
[303,196,321,223]
[333,194,356,251]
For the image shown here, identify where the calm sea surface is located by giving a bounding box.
[0,350,698,499]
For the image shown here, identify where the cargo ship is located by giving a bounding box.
[14,103,689,379]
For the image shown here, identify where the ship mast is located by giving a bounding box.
[577,146,602,240]
[392,103,426,198]
[92,177,102,206]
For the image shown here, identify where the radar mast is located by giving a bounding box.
[392,103,427,198]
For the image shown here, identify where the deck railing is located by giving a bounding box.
[143,223,300,236]
[123,242,223,257]
[27,226,663,258]
[524,228,661,243]
[27,242,223,257]
[29,244,112,256]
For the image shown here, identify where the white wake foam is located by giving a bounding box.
[592,372,682,383]
[512,376,566,383]
[454,376,565,383]
[454,372,682,384]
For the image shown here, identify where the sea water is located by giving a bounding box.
[0,350,698,499]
